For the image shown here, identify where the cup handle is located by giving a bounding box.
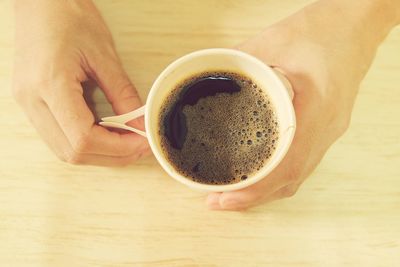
[271,66,294,100]
[99,105,147,138]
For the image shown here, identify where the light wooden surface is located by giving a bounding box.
[1,1,399,266]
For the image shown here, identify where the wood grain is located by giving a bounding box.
[0,1,399,266]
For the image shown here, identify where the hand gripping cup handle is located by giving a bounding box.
[100,105,147,137]
[99,67,294,136]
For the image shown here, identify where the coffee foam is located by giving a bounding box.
[159,71,279,185]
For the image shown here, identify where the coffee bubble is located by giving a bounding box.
[159,71,279,185]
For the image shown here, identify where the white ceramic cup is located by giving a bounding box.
[101,48,296,192]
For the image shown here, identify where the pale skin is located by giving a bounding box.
[13,0,150,166]
[207,0,400,210]
[13,0,400,210]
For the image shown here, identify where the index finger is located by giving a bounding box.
[42,79,147,157]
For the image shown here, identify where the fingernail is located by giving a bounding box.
[206,194,221,210]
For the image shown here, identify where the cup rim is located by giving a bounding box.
[145,48,296,192]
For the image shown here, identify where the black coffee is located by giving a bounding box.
[158,71,279,185]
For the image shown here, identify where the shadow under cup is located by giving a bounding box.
[145,49,296,192]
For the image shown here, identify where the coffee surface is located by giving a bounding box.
[159,71,279,185]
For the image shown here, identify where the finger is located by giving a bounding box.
[88,48,145,130]
[207,182,301,211]
[205,129,308,211]
[206,175,288,211]
[41,77,149,157]
[206,126,311,211]
[25,98,148,166]
[68,150,147,167]
[20,97,75,160]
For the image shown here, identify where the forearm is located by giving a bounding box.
[262,0,400,83]
[337,0,400,28]
[303,0,400,50]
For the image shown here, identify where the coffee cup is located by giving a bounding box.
[101,48,296,192]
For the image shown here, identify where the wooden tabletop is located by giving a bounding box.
[1,1,399,266]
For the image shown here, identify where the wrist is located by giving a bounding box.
[316,0,400,44]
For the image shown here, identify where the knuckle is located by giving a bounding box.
[38,77,69,106]
[12,77,50,105]
[113,82,138,104]
[12,82,30,104]
[12,86,23,103]
[54,151,67,163]
[119,82,137,97]
[64,151,84,165]
[337,116,351,136]
[72,133,91,154]
[329,114,351,138]
[281,186,298,198]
